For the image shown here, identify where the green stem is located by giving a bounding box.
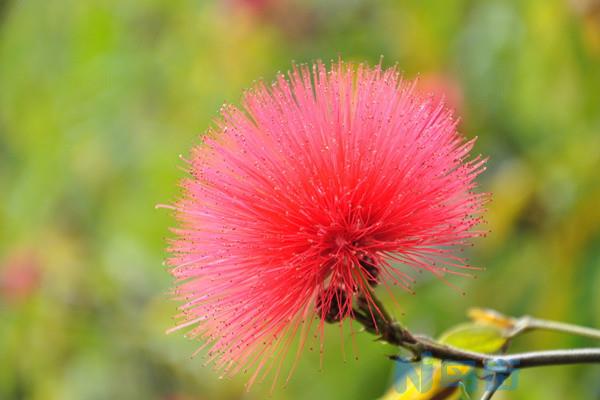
[512,315,600,340]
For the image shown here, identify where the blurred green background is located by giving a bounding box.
[1,0,600,399]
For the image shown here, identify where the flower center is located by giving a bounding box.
[334,234,349,249]
[317,225,361,257]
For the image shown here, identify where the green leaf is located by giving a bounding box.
[438,323,508,354]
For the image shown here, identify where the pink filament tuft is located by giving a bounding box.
[166,60,487,387]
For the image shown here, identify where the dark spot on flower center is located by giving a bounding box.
[315,286,348,323]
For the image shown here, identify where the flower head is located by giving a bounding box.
[166,61,486,387]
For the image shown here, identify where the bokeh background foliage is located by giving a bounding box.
[1,0,600,399]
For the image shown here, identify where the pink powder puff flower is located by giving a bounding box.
[165,60,487,388]
[0,249,41,304]
[416,72,465,116]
